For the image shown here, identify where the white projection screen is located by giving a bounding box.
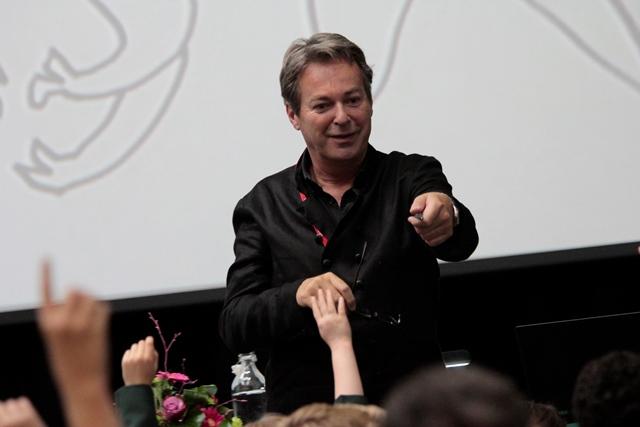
[1,0,639,314]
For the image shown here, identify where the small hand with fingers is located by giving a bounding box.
[311,289,363,398]
[36,260,111,389]
[122,336,159,386]
[35,259,119,427]
[0,397,46,427]
[311,289,352,350]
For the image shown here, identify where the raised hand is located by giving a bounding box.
[0,397,46,427]
[35,260,118,427]
[311,289,351,351]
[311,288,363,398]
[122,336,159,386]
[37,261,111,391]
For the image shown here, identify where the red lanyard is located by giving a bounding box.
[298,192,328,247]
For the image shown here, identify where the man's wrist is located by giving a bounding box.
[437,193,459,227]
[452,200,460,227]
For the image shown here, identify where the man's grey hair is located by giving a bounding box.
[279,33,373,115]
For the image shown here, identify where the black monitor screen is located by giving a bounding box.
[515,311,640,416]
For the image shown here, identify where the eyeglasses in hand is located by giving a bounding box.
[350,240,402,327]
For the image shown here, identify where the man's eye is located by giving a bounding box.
[312,103,328,111]
[347,97,361,105]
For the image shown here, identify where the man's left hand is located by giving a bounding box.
[408,192,455,247]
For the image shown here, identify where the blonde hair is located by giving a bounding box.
[245,412,288,427]
[282,403,384,427]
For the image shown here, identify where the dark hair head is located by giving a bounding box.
[572,351,640,427]
[383,365,529,427]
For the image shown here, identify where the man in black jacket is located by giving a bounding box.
[219,33,479,413]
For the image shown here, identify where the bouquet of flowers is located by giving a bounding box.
[149,313,242,427]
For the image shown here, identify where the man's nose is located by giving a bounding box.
[333,103,350,125]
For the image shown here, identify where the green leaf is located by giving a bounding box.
[182,387,214,405]
[152,386,166,409]
[152,378,174,403]
[202,384,218,396]
[180,413,205,427]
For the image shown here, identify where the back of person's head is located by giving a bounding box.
[572,350,640,427]
[383,365,529,427]
[526,401,566,427]
[280,32,373,114]
[281,402,384,427]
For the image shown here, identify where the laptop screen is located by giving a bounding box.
[515,311,640,417]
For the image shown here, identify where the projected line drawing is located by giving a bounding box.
[0,64,6,119]
[301,0,414,100]
[523,0,640,95]
[14,0,198,195]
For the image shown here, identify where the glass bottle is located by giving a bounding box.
[231,352,266,423]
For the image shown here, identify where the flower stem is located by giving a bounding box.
[148,312,182,372]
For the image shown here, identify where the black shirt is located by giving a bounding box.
[220,144,478,413]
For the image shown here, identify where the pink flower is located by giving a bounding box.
[201,406,225,427]
[156,371,191,382]
[162,396,187,422]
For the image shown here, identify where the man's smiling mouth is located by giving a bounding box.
[328,131,357,139]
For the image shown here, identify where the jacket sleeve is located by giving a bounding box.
[432,196,478,262]
[218,198,312,354]
[408,154,479,262]
[114,385,158,427]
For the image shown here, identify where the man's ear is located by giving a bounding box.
[285,103,301,130]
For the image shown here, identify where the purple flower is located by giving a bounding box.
[162,396,187,422]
